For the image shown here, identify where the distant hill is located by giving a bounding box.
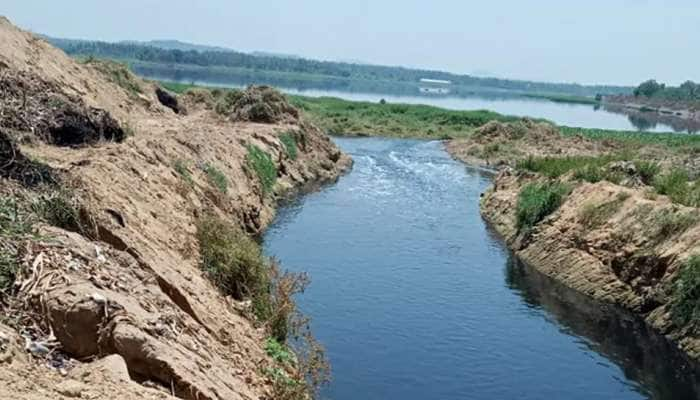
[123,39,233,53]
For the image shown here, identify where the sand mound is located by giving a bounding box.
[228,85,300,124]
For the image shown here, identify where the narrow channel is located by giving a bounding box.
[264,137,699,400]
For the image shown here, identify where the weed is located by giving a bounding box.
[652,208,698,238]
[516,182,570,232]
[0,197,34,295]
[246,145,277,195]
[174,159,194,186]
[203,164,228,193]
[265,337,296,366]
[31,191,95,237]
[670,256,700,333]
[578,192,629,228]
[653,169,700,207]
[634,160,661,185]
[196,214,269,304]
[280,133,298,160]
[517,155,620,179]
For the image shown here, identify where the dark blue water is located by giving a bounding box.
[264,138,700,400]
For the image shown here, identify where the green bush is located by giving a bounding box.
[31,191,95,237]
[517,155,620,179]
[203,163,228,193]
[0,198,33,295]
[246,144,277,195]
[652,208,698,238]
[578,192,629,228]
[174,159,194,186]
[280,133,298,160]
[196,214,269,308]
[516,182,570,232]
[670,256,700,333]
[634,160,661,185]
[653,169,700,207]
[265,337,296,366]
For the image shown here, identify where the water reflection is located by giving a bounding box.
[505,256,700,400]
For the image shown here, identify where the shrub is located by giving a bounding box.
[516,182,570,232]
[196,214,268,303]
[280,133,298,160]
[578,192,630,228]
[265,337,296,366]
[670,256,700,333]
[652,208,698,238]
[634,160,661,185]
[203,163,228,193]
[246,144,277,195]
[653,169,699,207]
[32,191,95,237]
[174,159,194,186]
[0,197,34,295]
[517,155,618,179]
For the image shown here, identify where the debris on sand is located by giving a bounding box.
[228,86,300,124]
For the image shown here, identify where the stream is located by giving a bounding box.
[263,137,700,400]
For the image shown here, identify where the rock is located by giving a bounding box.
[156,87,185,115]
[56,379,86,398]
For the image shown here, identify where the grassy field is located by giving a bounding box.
[288,96,524,138]
[522,93,600,105]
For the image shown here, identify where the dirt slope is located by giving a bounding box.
[0,16,350,400]
[451,121,700,361]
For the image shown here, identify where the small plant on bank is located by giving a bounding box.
[634,160,661,185]
[203,163,228,194]
[195,214,269,308]
[31,191,96,237]
[265,337,296,366]
[174,159,194,186]
[246,144,277,195]
[516,181,570,232]
[652,208,699,239]
[670,256,700,333]
[0,197,34,295]
[578,192,630,228]
[653,169,700,207]
[279,133,298,160]
[195,214,330,398]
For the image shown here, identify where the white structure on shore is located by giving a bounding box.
[419,78,452,94]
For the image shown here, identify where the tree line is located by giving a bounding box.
[634,79,700,101]
[47,37,631,97]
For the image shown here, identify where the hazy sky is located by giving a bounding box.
[2,0,699,86]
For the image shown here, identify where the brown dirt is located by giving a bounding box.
[0,16,351,400]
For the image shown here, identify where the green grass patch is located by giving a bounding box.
[653,169,700,207]
[246,144,277,194]
[279,133,298,160]
[0,197,34,295]
[578,192,630,228]
[86,59,143,96]
[174,159,194,186]
[516,182,570,232]
[196,214,270,315]
[203,163,228,193]
[652,208,699,238]
[31,191,95,237]
[289,95,524,138]
[670,256,700,333]
[517,154,622,180]
[265,337,296,366]
[559,126,700,151]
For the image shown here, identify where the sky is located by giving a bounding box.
[2,0,699,86]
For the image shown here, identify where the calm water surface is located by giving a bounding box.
[264,138,699,400]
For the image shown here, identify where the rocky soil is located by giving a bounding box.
[0,17,350,400]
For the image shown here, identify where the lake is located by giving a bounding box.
[264,137,700,400]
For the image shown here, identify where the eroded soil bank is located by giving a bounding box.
[446,120,700,361]
[0,17,349,400]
